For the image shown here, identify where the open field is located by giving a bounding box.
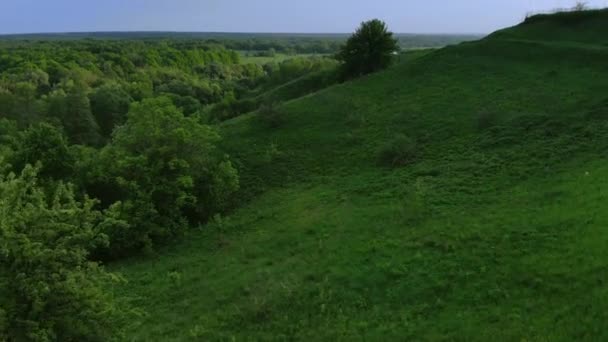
[239,52,327,65]
[112,9,608,341]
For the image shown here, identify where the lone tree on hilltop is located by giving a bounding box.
[337,19,399,79]
[573,1,588,11]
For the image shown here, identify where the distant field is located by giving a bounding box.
[239,52,327,65]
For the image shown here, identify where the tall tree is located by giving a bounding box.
[337,19,399,79]
[95,97,239,256]
[12,82,41,126]
[11,122,74,180]
[46,83,101,146]
[64,84,101,146]
[89,82,132,137]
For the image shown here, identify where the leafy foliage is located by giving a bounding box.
[257,102,285,128]
[0,165,127,341]
[89,82,133,137]
[10,122,74,180]
[90,97,239,257]
[45,82,101,146]
[337,19,399,78]
[377,134,418,167]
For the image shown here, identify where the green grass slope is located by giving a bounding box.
[490,8,608,45]
[114,10,608,341]
[240,50,431,124]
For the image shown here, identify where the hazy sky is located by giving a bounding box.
[1,0,607,34]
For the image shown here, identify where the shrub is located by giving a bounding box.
[0,164,127,341]
[378,134,418,167]
[263,142,282,163]
[208,92,261,122]
[89,97,240,258]
[258,102,285,128]
[233,97,261,115]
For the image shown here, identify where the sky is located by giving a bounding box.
[1,0,608,35]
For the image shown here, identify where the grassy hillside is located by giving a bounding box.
[114,10,608,341]
[490,8,608,45]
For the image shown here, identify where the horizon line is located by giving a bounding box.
[0,30,487,37]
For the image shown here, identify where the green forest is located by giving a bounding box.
[3,5,608,341]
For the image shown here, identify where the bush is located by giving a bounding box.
[89,97,240,258]
[261,67,339,104]
[211,97,260,121]
[258,102,285,128]
[0,165,127,341]
[378,134,418,167]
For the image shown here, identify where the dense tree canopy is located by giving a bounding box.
[10,122,74,180]
[0,165,127,341]
[337,19,399,78]
[91,97,239,257]
[89,82,132,137]
[0,35,340,339]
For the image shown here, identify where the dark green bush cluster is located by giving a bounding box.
[0,165,127,341]
[209,95,262,121]
[258,102,285,128]
[0,97,239,339]
[84,97,239,258]
[0,39,266,141]
[262,57,337,87]
[207,57,338,121]
[260,67,339,104]
[378,134,418,167]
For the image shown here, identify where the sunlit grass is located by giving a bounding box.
[115,9,608,340]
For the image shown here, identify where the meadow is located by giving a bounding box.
[239,52,325,65]
[111,8,608,341]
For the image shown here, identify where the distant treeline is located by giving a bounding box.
[0,32,482,53]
